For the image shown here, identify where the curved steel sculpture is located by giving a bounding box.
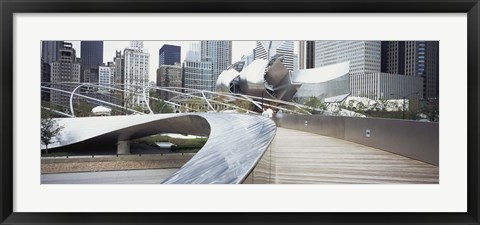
[46,113,277,184]
[163,113,276,184]
[216,56,350,102]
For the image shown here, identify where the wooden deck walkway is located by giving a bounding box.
[248,127,439,184]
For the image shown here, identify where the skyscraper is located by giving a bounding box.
[299,41,315,69]
[98,65,112,90]
[424,41,439,99]
[255,41,294,71]
[381,41,439,99]
[113,51,124,86]
[50,42,81,107]
[313,41,426,100]
[185,42,201,62]
[182,61,213,95]
[130,41,143,50]
[41,41,64,65]
[41,41,63,103]
[123,41,150,109]
[156,63,183,100]
[405,41,426,76]
[41,60,51,102]
[315,41,382,76]
[80,41,104,82]
[83,68,98,84]
[107,62,116,86]
[200,41,232,90]
[81,41,104,68]
[381,41,405,75]
[159,45,181,66]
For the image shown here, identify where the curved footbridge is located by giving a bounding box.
[48,113,277,184]
[48,113,438,184]
[249,128,439,184]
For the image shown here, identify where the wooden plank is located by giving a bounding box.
[252,128,439,184]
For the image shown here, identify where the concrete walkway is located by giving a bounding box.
[250,127,439,184]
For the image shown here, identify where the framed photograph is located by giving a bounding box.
[1,0,479,224]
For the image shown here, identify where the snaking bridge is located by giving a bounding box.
[48,113,277,184]
[250,127,439,184]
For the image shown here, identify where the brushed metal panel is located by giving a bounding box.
[48,113,277,184]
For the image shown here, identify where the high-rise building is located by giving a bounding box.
[83,67,98,84]
[313,41,384,98]
[315,41,382,76]
[381,41,439,99]
[107,62,116,87]
[99,65,112,90]
[159,45,181,66]
[404,41,426,77]
[181,41,231,95]
[113,51,124,86]
[405,41,439,99]
[41,41,64,65]
[123,41,150,109]
[381,41,405,75]
[156,63,183,100]
[81,41,103,69]
[80,41,104,82]
[424,41,439,99]
[82,62,121,106]
[41,60,51,102]
[185,42,201,62]
[130,41,143,50]
[182,61,213,95]
[200,41,232,90]
[50,42,81,107]
[255,41,294,71]
[299,41,315,69]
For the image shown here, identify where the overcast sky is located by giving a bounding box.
[69,41,260,81]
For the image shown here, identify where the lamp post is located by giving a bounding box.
[390,92,419,120]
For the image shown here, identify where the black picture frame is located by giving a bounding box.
[1,0,479,224]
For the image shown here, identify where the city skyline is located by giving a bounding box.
[42,40,439,113]
[67,41,259,81]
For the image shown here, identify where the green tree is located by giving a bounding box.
[41,116,64,154]
[155,100,174,113]
[234,99,254,113]
[303,96,326,114]
[133,105,147,114]
[75,100,93,117]
[148,90,175,114]
[41,101,67,118]
[421,98,439,122]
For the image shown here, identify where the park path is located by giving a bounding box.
[248,127,439,184]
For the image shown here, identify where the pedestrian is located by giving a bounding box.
[262,108,269,118]
[266,107,274,118]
